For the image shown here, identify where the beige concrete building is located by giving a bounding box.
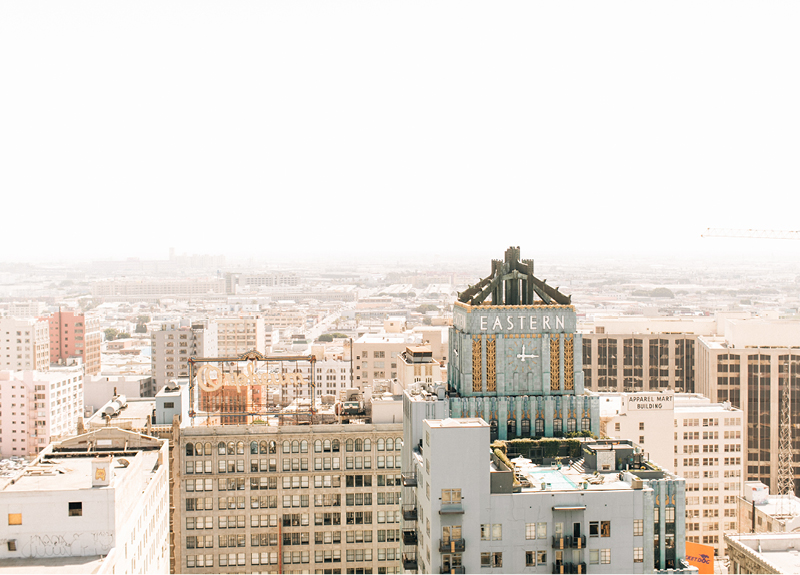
[599,391,745,556]
[696,318,800,496]
[0,317,50,372]
[725,533,800,574]
[175,420,404,574]
[216,316,266,357]
[580,316,720,394]
[151,321,217,392]
[396,346,440,388]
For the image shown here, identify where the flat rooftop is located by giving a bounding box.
[2,451,159,493]
[727,533,800,574]
[510,457,642,493]
[0,555,105,574]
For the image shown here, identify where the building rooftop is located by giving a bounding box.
[0,555,105,574]
[726,533,800,574]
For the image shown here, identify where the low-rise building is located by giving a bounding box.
[725,533,800,574]
[0,427,170,574]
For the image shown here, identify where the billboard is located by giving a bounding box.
[685,541,714,574]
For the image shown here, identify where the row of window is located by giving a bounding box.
[186,549,398,569]
[186,455,403,475]
[186,438,402,457]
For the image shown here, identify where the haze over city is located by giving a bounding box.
[2,1,799,264]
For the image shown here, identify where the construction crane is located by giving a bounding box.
[702,228,800,240]
[702,228,797,497]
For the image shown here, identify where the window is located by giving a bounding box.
[526,551,535,566]
[537,551,547,565]
[442,489,461,504]
[634,547,643,563]
[600,549,611,564]
[8,514,21,525]
[633,519,643,536]
[480,524,490,541]
[600,521,611,537]
[492,524,502,541]
[68,502,82,517]
[639,422,645,431]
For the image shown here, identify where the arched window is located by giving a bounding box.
[346,439,354,452]
[260,441,268,455]
[386,438,394,451]
[507,419,517,438]
[331,440,340,452]
[363,439,371,451]
[300,440,308,454]
[269,441,277,454]
[227,442,235,455]
[292,441,299,453]
[553,418,563,437]
[521,419,531,437]
[395,438,402,450]
[250,441,258,455]
[282,441,290,454]
[323,439,331,452]
[535,418,545,436]
[567,419,577,433]
[237,441,245,455]
[377,438,385,451]
[218,442,226,455]
[314,440,322,453]
[186,443,194,457]
[204,442,211,456]
[355,439,363,452]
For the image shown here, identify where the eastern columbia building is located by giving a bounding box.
[446,246,599,439]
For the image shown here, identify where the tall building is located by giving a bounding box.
[400,415,690,574]
[46,309,102,375]
[0,317,49,371]
[174,403,404,573]
[599,391,745,556]
[696,318,800,495]
[216,315,266,356]
[445,247,599,440]
[0,427,170,574]
[0,367,84,457]
[151,320,217,392]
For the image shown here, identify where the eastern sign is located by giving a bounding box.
[626,394,674,412]
[452,306,575,334]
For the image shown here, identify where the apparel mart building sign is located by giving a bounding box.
[626,393,674,411]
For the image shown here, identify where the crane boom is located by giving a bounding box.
[702,228,800,240]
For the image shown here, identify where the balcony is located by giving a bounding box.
[439,502,464,515]
[571,535,586,549]
[402,472,418,487]
[552,563,586,574]
[402,553,418,570]
[402,504,418,521]
[440,567,466,574]
[403,529,418,545]
[552,535,572,549]
[438,538,465,553]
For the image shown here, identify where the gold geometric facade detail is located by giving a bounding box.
[550,336,561,391]
[473,336,483,392]
[486,337,497,392]
[564,335,574,390]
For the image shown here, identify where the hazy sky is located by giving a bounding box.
[2,1,799,264]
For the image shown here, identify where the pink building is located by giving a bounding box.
[0,367,84,458]
[46,309,102,375]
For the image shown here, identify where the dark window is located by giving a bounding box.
[69,502,82,517]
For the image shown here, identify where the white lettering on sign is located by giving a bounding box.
[197,363,306,392]
[474,313,567,333]
[626,394,674,412]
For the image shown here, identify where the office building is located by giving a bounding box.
[0,366,83,457]
[696,318,800,494]
[151,320,217,392]
[0,427,170,574]
[400,414,690,573]
[0,317,49,372]
[216,316,266,357]
[599,392,745,555]
[46,309,102,375]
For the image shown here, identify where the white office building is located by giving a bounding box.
[0,427,170,574]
